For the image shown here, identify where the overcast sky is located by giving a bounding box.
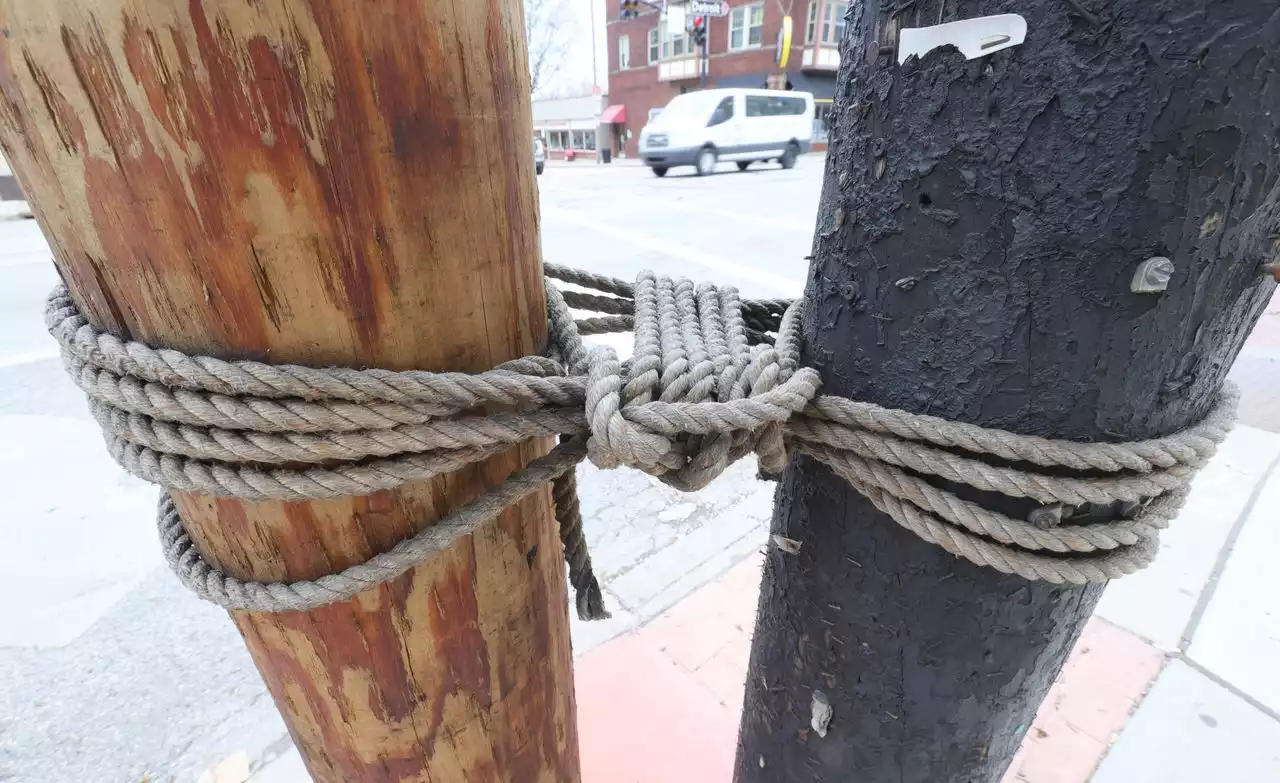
[543,0,611,96]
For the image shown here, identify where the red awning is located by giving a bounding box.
[600,104,627,124]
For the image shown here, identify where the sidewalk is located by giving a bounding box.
[246,291,1280,782]
[249,444,1280,783]
[544,156,643,167]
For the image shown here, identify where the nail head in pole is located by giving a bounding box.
[1131,256,1175,294]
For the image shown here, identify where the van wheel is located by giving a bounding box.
[736,161,750,171]
[696,147,717,176]
[651,166,668,177]
[780,142,799,169]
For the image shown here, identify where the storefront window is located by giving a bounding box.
[571,130,597,150]
[545,130,569,150]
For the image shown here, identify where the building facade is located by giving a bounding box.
[532,93,608,160]
[605,0,848,158]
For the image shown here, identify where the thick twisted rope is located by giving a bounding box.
[47,267,1236,614]
[159,443,587,613]
[546,262,791,337]
[48,283,611,619]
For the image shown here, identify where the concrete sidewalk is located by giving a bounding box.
[248,437,1280,783]
[246,293,1280,782]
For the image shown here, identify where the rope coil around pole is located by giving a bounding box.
[158,443,588,613]
[46,266,1237,614]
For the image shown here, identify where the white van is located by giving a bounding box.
[638,88,815,177]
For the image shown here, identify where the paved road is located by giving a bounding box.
[538,159,818,300]
[1,154,1276,782]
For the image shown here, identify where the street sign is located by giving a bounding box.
[775,15,793,68]
[688,0,729,17]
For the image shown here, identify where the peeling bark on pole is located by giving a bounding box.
[737,2,1279,781]
[0,2,579,781]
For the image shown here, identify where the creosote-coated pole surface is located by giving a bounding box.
[737,2,1280,781]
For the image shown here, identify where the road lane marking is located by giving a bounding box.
[614,195,816,235]
[0,348,60,369]
[0,251,53,269]
[541,205,804,298]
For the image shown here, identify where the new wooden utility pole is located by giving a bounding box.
[0,2,579,780]
[738,2,1278,781]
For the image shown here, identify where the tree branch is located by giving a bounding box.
[525,0,572,96]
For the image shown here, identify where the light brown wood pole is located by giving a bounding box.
[0,2,579,781]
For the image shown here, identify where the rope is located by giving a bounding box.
[46,267,1236,615]
[159,443,587,612]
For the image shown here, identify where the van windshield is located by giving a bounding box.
[649,92,721,129]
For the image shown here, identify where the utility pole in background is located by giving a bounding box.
[591,0,601,161]
[736,1,1279,781]
[590,0,599,91]
[688,0,730,89]
[0,2,580,781]
[700,15,709,88]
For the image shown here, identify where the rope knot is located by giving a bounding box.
[577,272,813,490]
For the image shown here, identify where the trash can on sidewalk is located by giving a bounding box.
[601,148,612,164]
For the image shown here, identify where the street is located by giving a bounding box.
[2,155,1279,782]
[539,158,816,300]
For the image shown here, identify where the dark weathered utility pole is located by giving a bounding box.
[737,2,1278,781]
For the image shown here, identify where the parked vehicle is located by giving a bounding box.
[534,137,546,175]
[638,88,815,177]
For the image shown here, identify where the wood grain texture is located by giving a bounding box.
[0,2,578,781]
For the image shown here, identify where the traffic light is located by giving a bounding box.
[690,16,707,47]
[619,0,639,20]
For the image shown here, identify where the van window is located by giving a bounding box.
[707,97,735,127]
[780,96,807,115]
[745,95,808,117]
[649,91,720,130]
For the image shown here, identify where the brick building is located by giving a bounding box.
[604,0,848,158]
[532,93,607,160]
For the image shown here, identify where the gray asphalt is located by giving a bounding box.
[538,158,820,300]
